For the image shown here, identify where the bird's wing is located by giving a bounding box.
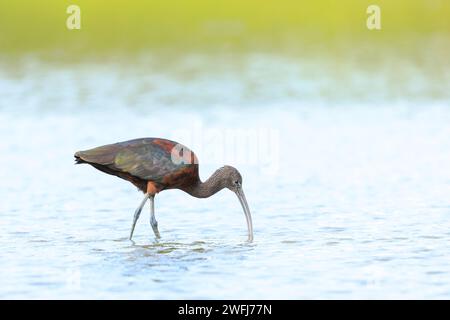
[75,138,195,182]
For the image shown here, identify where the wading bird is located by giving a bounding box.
[74,138,253,242]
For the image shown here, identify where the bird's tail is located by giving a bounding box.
[74,152,86,164]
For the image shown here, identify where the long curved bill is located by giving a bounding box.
[236,188,254,242]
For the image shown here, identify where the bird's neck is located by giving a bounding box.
[182,170,226,198]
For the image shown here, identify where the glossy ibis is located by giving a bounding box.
[74,138,253,242]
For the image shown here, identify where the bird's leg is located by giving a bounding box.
[149,195,161,239]
[129,193,150,240]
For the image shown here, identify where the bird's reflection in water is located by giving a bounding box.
[94,238,256,284]
[114,237,256,269]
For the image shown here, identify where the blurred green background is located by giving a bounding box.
[0,0,449,106]
[0,0,449,57]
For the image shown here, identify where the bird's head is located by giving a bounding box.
[217,165,253,242]
[219,165,243,192]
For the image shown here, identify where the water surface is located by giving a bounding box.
[1,54,450,299]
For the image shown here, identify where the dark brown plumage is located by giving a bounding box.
[75,137,253,242]
[75,138,198,193]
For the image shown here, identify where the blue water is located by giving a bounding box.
[1,54,450,299]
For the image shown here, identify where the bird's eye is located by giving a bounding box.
[234,180,240,185]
